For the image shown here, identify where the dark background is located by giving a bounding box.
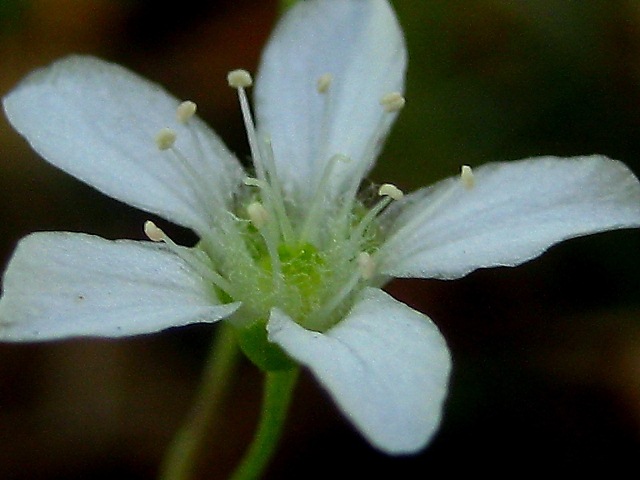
[1,0,640,478]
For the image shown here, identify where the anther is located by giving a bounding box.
[460,165,475,190]
[144,220,166,242]
[357,252,376,280]
[380,92,406,112]
[317,73,333,94]
[176,100,197,124]
[378,183,404,200]
[247,202,269,229]
[227,69,253,89]
[155,128,177,150]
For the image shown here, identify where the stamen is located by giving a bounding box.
[357,252,376,280]
[143,221,237,298]
[314,72,336,188]
[244,203,284,292]
[144,220,166,242]
[242,179,285,287]
[378,183,404,201]
[162,101,241,238]
[380,166,476,264]
[228,69,295,247]
[227,69,268,185]
[347,182,403,252]
[260,137,295,243]
[380,92,406,113]
[155,128,177,150]
[298,153,350,243]
[160,138,234,236]
[244,176,293,248]
[227,69,253,88]
[247,202,269,229]
[176,100,197,124]
[317,73,333,94]
[340,93,408,219]
[461,165,475,190]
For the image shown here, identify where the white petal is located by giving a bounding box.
[3,56,245,234]
[380,155,640,279]
[254,0,406,197]
[267,287,451,454]
[0,232,239,340]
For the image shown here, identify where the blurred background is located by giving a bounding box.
[1,0,640,478]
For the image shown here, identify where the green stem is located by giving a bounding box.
[158,322,241,480]
[229,367,300,480]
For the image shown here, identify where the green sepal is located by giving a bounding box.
[237,320,296,372]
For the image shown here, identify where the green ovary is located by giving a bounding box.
[222,229,356,332]
[204,195,386,334]
[275,243,323,297]
[254,242,332,325]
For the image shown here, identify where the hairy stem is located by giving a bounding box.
[159,323,240,480]
[229,367,300,480]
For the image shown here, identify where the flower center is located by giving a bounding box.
[146,70,407,333]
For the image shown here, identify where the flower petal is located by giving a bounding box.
[0,232,239,340]
[380,155,640,279]
[267,287,451,454]
[254,0,406,197]
[3,56,245,234]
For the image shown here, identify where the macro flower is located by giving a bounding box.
[2,0,640,457]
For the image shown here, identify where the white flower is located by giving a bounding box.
[1,0,640,455]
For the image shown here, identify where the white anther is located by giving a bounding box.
[357,252,376,280]
[176,100,197,123]
[380,92,406,112]
[247,202,269,229]
[144,220,166,242]
[155,128,177,150]
[227,69,253,88]
[460,165,475,190]
[378,183,404,200]
[317,73,333,94]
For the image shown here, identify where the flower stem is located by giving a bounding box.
[158,322,241,480]
[229,367,300,480]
